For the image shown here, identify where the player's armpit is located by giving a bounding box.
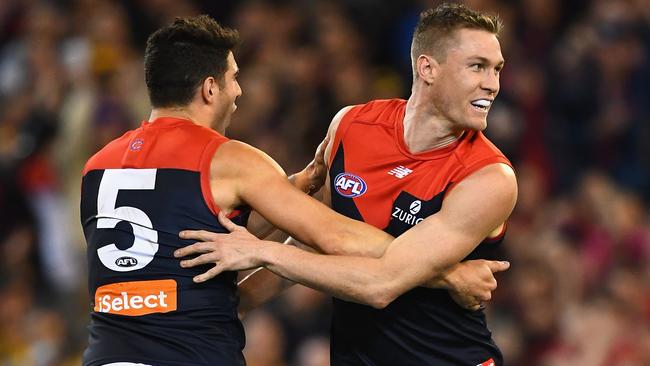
[323,106,354,167]
[318,105,355,210]
[290,135,330,195]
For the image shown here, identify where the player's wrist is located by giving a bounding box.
[256,240,282,267]
[437,267,458,290]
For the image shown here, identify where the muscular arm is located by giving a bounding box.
[262,164,516,307]
[180,163,516,308]
[208,140,393,274]
[196,105,512,311]
[245,135,330,239]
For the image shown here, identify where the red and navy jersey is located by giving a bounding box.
[80,117,249,366]
[328,99,511,366]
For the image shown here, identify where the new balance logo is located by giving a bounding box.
[388,166,413,179]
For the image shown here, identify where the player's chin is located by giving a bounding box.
[466,108,489,130]
[225,106,237,123]
[464,116,488,131]
[476,118,488,131]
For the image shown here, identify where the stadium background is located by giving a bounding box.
[0,0,649,365]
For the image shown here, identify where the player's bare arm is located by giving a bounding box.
[295,106,510,309]
[178,159,516,308]
[244,135,330,239]
[235,106,385,315]
[234,111,348,316]
[204,138,393,268]
[210,136,342,312]
[198,106,510,311]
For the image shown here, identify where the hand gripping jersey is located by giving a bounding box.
[80,118,249,366]
[328,99,511,366]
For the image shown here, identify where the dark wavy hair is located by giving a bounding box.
[144,15,240,107]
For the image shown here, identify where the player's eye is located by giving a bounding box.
[470,63,484,71]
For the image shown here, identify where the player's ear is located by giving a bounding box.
[201,77,217,103]
[416,54,438,85]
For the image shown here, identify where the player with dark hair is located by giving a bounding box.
[81,13,505,366]
[176,3,516,366]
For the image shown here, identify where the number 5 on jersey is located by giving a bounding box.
[96,169,159,272]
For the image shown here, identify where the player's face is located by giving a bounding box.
[214,52,242,130]
[432,28,504,131]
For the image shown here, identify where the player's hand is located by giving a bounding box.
[299,135,330,195]
[175,212,267,283]
[424,260,509,311]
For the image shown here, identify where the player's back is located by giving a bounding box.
[80,117,249,366]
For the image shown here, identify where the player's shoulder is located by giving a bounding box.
[357,98,406,113]
[351,98,406,126]
[190,122,227,139]
[212,139,286,178]
[83,129,137,175]
[329,98,406,134]
[445,130,514,192]
[456,130,510,167]
[166,121,228,147]
[453,161,517,207]
[215,139,258,157]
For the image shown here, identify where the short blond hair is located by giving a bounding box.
[411,3,502,74]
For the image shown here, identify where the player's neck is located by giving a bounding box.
[403,96,464,154]
[148,107,210,128]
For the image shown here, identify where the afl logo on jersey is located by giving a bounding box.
[334,172,367,198]
[115,256,138,268]
[130,138,144,151]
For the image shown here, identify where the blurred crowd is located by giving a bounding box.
[0,0,649,365]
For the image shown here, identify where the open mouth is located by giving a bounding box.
[470,99,492,112]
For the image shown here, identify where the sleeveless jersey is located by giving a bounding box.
[328,99,511,366]
[80,117,250,366]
